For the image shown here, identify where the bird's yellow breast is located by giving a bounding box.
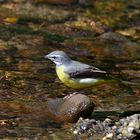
[56,66,100,89]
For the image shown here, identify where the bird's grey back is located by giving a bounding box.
[64,60,95,74]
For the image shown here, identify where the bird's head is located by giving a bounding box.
[45,51,71,66]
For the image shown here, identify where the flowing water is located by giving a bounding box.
[0,0,140,139]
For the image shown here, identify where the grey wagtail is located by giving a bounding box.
[44,50,117,89]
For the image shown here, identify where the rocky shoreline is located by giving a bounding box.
[72,114,140,140]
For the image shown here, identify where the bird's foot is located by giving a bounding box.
[63,92,78,99]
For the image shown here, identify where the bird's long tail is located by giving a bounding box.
[108,75,140,87]
[120,80,140,86]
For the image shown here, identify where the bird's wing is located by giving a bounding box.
[64,61,108,79]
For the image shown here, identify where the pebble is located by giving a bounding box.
[72,114,140,139]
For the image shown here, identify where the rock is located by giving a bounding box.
[35,0,92,5]
[8,35,45,57]
[47,93,94,123]
[72,117,112,138]
[0,39,15,51]
[46,24,96,38]
[0,0,7,3]
[0,94,94,127]
[64,32,140,61]
[0,2,72,22]
[99,32,129,42]
[72,114,140,140]
[0,39,17,58]
[65,18,110,36]
[78,0,89,5]
[35,0,77,5]
[121,69,140,83]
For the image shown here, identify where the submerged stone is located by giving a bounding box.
[65,32,140,61]
[8,35,45,57]
[35,0,77,5]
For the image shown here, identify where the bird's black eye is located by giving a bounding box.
[52,56,57,59]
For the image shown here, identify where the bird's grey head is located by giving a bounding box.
[45,51,71,66]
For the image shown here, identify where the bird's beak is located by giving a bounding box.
[44,54,50,59]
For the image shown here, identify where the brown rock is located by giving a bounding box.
[8,35,45,57]
[47,93,94,123]
[35,0,77,5]
[64,32,140,61]
[0,39,17,58]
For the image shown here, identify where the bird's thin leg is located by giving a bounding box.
[63,92,78,99]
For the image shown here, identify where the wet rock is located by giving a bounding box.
[72,117,113,139]
[47,93,94,123]
[99,32,129,42]
[35,0,92,6]
[46,24,96,38]
[65,32,140,61]
[72,114,140,140]
[104,114,140,140]
[35,0,77,5]
[0,2,72,22]
[78,0,90,5]
[65,18,110,36]
[121,69,140,83]
[0,0,7,3]
[8,35,45,57]
[0,39,10,50]
[0,39,15,51]
[0,39,17,58]
[47,16,107,37]
[0,94,94,127]
[115,60,140,84]
[117,27,140,42]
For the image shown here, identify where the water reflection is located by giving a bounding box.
[0,0,140,139]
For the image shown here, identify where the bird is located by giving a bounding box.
[44,50,117,89]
